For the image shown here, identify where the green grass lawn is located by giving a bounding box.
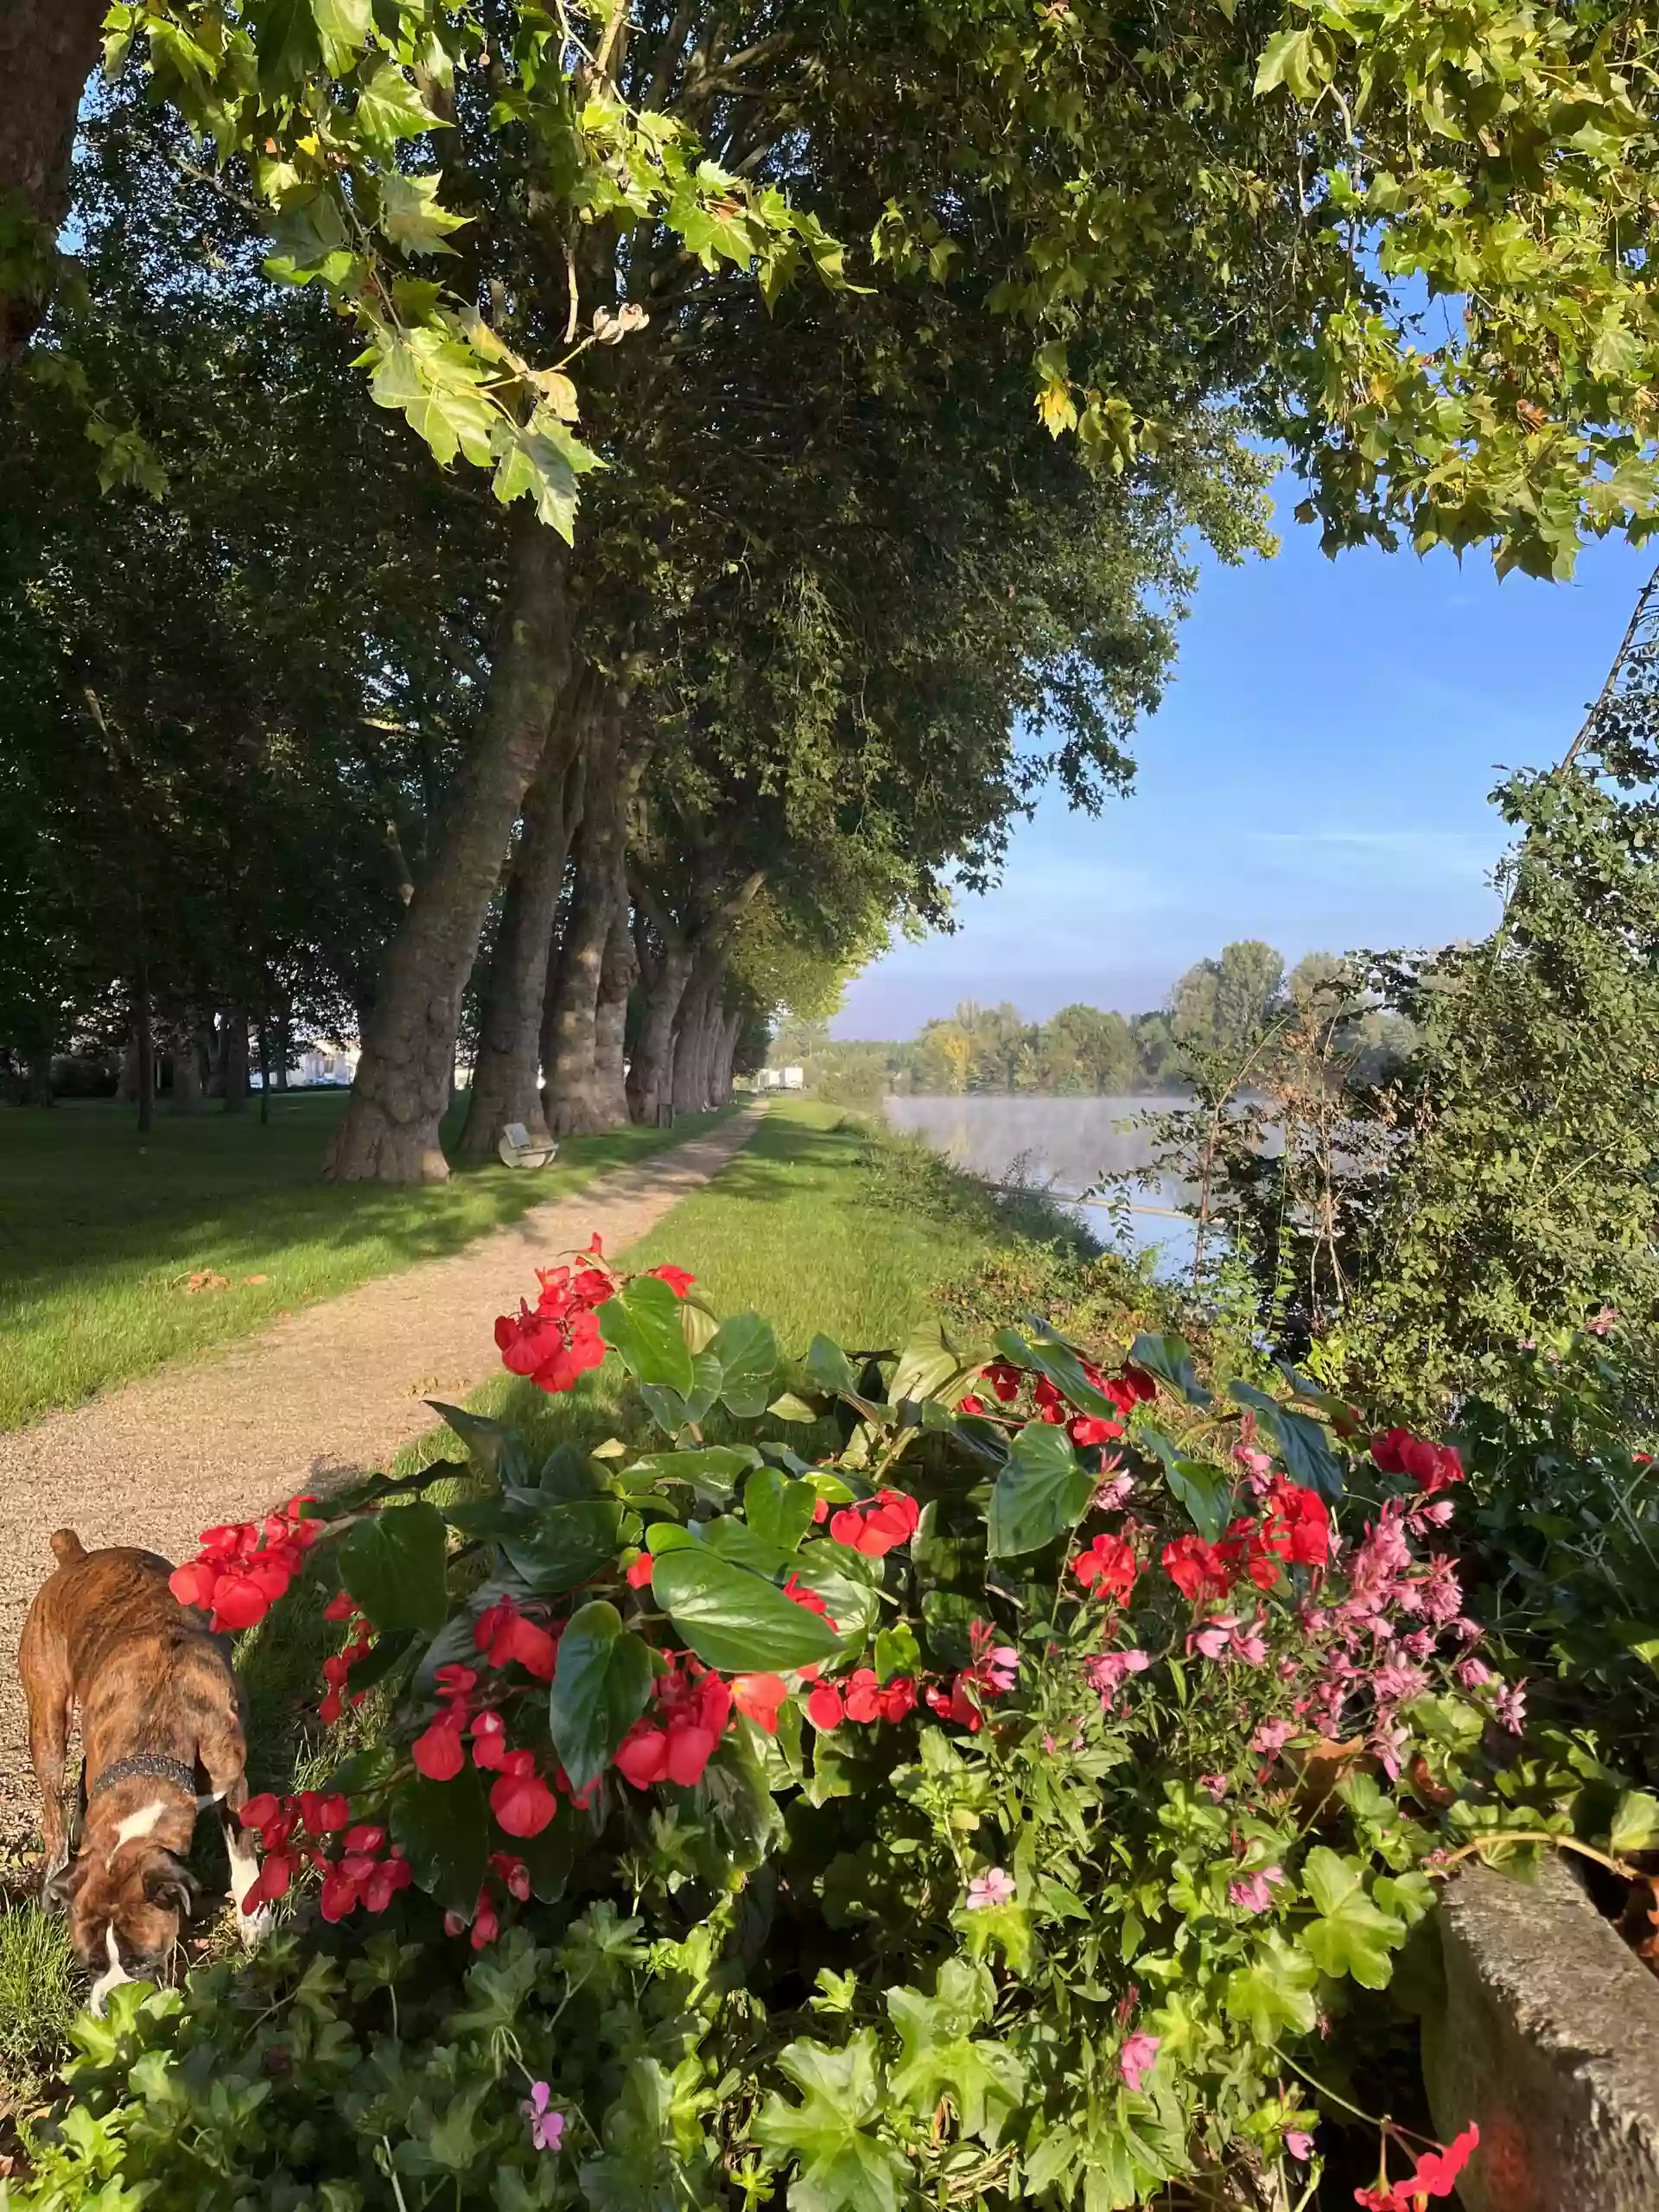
[0,1092,725,1431]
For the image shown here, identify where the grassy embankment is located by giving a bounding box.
[0,1092,725,1431]
[0,1101,1132,2104]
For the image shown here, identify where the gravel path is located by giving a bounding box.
[0,1104,764,1829]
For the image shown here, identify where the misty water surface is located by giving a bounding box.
[882,1095,1199,1274]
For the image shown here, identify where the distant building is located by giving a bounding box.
[758,1066,805,1091]
[295,1046,359,1087]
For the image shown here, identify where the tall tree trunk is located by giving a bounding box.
[671,973,716,1114]
[275,1008,291,1090]
[25,1051,53,1107]
[325,518,574,1183]
[207,1012,227,1098]
[457,702,588,1160]
[714,1004,741,1107]
[592,905,637,1128]
[117,1027,141,1103]
[0,0,105,367]
[169,1020,201,1115]
[626,929,693,1124]
[222,1013,249,1113]
[541,712,641,1138]
[134,987,154,1137]
[257,1018,271,1125]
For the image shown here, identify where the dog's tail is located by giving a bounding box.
[49,1529,86,1567]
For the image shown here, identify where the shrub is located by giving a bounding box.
[16,1237,1609,2210]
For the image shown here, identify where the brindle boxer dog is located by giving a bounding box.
[19,1531,264,2011]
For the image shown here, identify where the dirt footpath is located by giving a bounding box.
[0,1105,763,1828]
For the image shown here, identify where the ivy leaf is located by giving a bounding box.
[652,1547,839,1673]
[1223,1931,1319,2042]
[886,1961,1024,2145]
[753,2032,910,2212]
[987,1420,1094,1557]
[390,1766,489,1918]
[378,172,470,257]
[338,1500,448,1634]
[599,1272,696,1397]
[1299,1847,1408,1988]
[1128,1332,1211,1405]
[709,1311,779,1418]
[549,1600,655,1795]
[355,59,448,144]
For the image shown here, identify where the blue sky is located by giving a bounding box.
[835,484,1656,1038]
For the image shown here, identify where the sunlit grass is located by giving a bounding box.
[0,1093,725,1430]
[0,1902,79,2106]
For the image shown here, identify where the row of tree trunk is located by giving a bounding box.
[322,521,753,1181]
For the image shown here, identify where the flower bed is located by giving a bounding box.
[18,1238,1643,2209]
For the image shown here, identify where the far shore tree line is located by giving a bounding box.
[5,0,1659,1188]
[772,942,1416,1103]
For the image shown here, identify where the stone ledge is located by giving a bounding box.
[1422,1851,1659,2212]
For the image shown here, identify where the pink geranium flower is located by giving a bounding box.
[521,2082,564,2153]
[965,1867,1016,1911]
[1118,2031,1160,2090]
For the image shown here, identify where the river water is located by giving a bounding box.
[881,1094,1200,1274]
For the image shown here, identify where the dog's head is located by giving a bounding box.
[48,1842,199,1994]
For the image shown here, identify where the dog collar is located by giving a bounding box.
[86,1754,199,1802]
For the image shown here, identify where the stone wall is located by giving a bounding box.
[1422,1852,1659,2211]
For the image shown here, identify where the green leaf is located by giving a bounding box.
[743,1467,817,1554]
[428,1399,531,1484]
[339,1500,448,1634]
[310,0,371,68]
[1128,1332,1211,1405]
[874,1624,920,1683]
[618,1445,760,1501]
[501,1498,626,1595]
[1299,1847,1408,1988]
[249,0,321,94]
[889,1317,983,1408]
[1229,1381,1345,1502]
[886,1961,1023,2145]
[753,2032,910,2212]
[709,1311,779,1418]
[599,1273,696,1397]
[540,1441,604,1500]
[549,1600,655,1795]
[806,1334,859,1395]
[378,171,469,256]
[390,1766,489,1917]
[994,1323,1122,1426]
[1223,1931,1319,2043]
[1141,1429,1234,1544]
[768,1391,823,1424]
[267,184,350,271]
[1254,24,1309,96]
[1611,1789,1659,1854]
[651,1547,839,1674]
[987,1421,1094,1557]
[355,59,447,144]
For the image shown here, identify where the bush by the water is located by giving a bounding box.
[15,1243,1659,2211]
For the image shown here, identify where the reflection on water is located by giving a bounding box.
[883,1095,1199,1276]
